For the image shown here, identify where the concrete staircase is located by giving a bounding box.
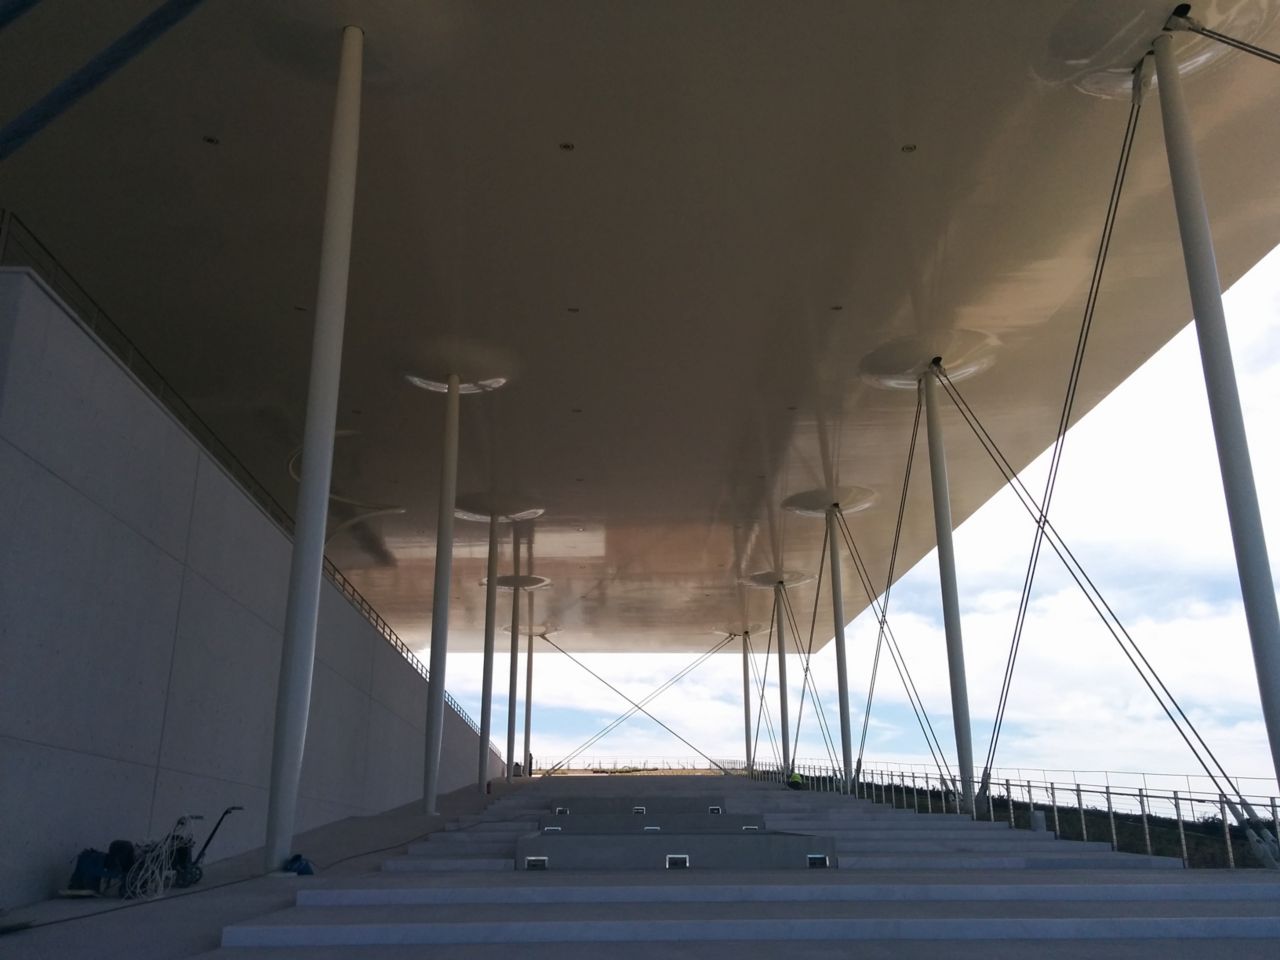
[213,774,1280,956]
[754,793,1182,870]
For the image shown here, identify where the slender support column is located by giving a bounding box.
[263,25,363,872]
[476,513,499,793]
[922,368,975,813]
[505,526,522,780]
[827,506,854,792]
[422,374,461,814]
[1155,34,1280,791]
[775,583,792,775]
[742,632,754,772]
[523,530,534,774]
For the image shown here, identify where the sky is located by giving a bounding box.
[434,244,1280,796]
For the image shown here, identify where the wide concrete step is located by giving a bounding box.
[760,810,953,819]
[765,818,1015,831]
[831,839,1116,854]
[836,852,1183,870]
[297,879,1280,908]
[762,819,1024,834]
[445,820,537,833]
[405,841,515,856]
[381,857,514,873]
[222,900,1280,946]
[803,828,1059,841]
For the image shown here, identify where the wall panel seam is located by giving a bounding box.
[146,456,204,834]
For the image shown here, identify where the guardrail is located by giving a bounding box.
[0,210,496,751]
[727,758,1280,869]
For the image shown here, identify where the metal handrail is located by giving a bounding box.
[733,758,1279,868]
[803,756,1280,798]
[0,209,496,751]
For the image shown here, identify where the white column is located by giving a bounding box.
[775,582,792,775]
[263,24,363,872]
[476,512,499,793]
[1155,34,1280,790]
[742,632,753,772]
[828,506,854,792]
[923,367,975,813]
[505,526,521,780]
[523,536,534,774]
[422,374,461,814]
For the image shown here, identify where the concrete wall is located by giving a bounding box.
[0,269,502,909]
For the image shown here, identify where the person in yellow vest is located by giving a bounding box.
[787,772,805,791]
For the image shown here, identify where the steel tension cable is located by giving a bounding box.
[980,56,1147,802]
[857,391,923,781]
[746,631,784,767]
[836,510,955,787]
[544,633,734,772]
[1167,5,1280,67]
[937,370,1280,863]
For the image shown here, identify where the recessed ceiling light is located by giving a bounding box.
[559,142,575,151]
[831,305,843,311]
[571,408,583,414]
[575,477,585,482]
[202,135,220,145]
[567,307,580,313]
[901,143,917,153]
[351,408,362,415]
[786,405,797,411]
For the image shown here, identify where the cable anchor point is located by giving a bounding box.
[1164,5,1199,33]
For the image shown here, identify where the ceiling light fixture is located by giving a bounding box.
[404,374,506,394]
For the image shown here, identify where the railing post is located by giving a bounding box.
[1077,784,1087,842]
[1050,782,1060,836]
[912,772,919,813]
[1174,791,1189,867]
[1006,779,1015,829]
[1106,786,1118,851]
[1138,788,1153,856]
[1221,794,1236,868]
